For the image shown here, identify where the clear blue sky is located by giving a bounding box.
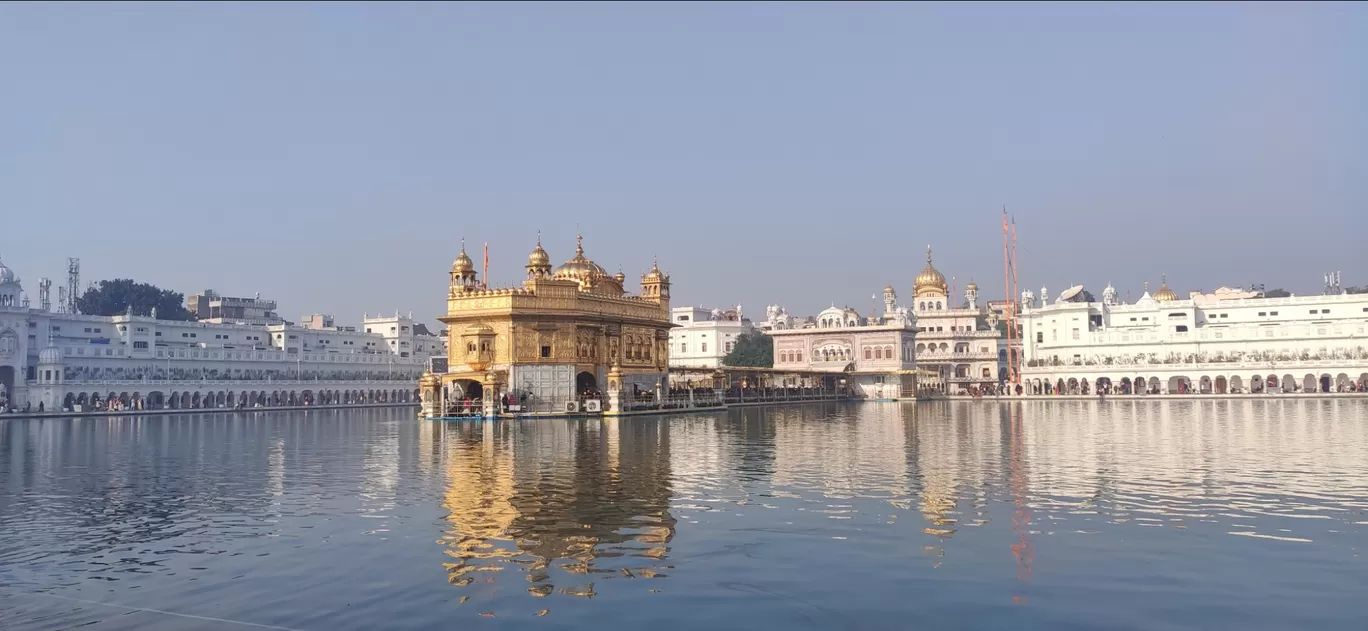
[2,3,1364,326]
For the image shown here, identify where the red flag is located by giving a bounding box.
[483,243,489,286]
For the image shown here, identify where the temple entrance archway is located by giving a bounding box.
[576,371,598,395]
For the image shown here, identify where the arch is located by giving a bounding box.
[954,342,970,354]
[1167,376,1190,394]
[1319,374,1332,393]
[1214,376,1227,394]
[452,380,483,402]
[63,392,76,409]
[302,390,313,405]
[1335,373,1351,392]
[191,391,202,408]
[866,347,873,360]
[1119,377,1132,394]
[1228,375,1243,393]
[413,388,421,402]
[1056,378,1066,394]
[217,391,227,407]
[1148,377,1161,393]
[1198,376,1212,394]
[1095,377,1112,394]
[1134,375,1146,394]
[227,391,236,407]
[576,371,598,394]
[181,391,192,408]
[1281,374,1296,392]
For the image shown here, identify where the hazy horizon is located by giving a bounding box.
[2,3,1365,328]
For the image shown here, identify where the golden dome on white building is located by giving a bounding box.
[1153,275,1178,302]
[914,245,948,296]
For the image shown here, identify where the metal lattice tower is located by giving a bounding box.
[38,277,52,311]
[66,257,80,314]
[1324,271,1341,295]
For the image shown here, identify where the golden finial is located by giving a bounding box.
[575,233,584,257]
[926,244,933,263]
[536,230,542,246]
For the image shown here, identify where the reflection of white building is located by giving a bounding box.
[1018,276,1368,395]
[668,305,753,369]
[908,247,1006,394]
[767,289,919,399]
[0,256,431,412]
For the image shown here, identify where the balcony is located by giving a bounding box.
[916,351,1001,362]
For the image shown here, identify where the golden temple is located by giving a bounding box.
[420,234,672,417]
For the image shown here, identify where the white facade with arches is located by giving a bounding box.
[908,246,1005,394]
[0,256,429,413]
[1018,280,1368,395]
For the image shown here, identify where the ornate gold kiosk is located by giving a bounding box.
[422,235,672,419]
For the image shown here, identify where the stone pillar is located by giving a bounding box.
[419,372,442,418]
[605,363,624,416]
[481,373,498,420]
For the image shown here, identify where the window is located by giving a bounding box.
[701,343,707,353]
[726,342,733,352]
[1036,332,1044,343]
[1071,328,1079,340]
[1258,312,1267,316]
[155,331,161,336]
[1322,309,1330,314]
[865,348,872,360]
[133,341,148,349]
[1175,325,1188,333]
[1051,330,1057,341]
[677,315,690,322]
[1220,314,1228,318]
[1129,317,1137,322]
[51,326,60,332]
[795,351,802,362]
[540,345,551,358]
[84,328,91,333]
[94,328,101,333]
[1310,309,1318,314]
[1270,311,1278,316]
[680,343,687,353]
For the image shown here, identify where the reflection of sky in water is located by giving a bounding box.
[1,400,1366,629]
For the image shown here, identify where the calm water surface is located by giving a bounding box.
[2,401,1367,630]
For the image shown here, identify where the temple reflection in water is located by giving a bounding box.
[435,418,676,599]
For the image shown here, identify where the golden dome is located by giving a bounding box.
[614,269,626,283]
[642,257,665,283]
[419,371,441,388]
[452,244,474,273]
[884,284,896,293]
[553,234,609,279]
[1153,275,1178,302]
[527,234,550,268]
[914,245,948,295]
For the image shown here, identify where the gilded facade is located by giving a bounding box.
[421,235,672,417]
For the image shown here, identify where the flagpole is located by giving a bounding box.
[483,242,489,289]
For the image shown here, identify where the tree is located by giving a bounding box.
[1262,288,1291,298]
[722,331,773,368]
[76,279,193,320]
[1080,290,1097,302]
[1346,286,1368,295]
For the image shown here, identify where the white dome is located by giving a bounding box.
[39,344,63,363]
[0,258,15,285]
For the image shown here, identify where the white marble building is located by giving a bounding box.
[907,247,1006,394]
[768,299,920,399]
[1018,277,1368,395]
[668,305,753,369]
[0,256,431,412]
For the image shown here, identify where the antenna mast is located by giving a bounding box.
[66,258,81,314]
